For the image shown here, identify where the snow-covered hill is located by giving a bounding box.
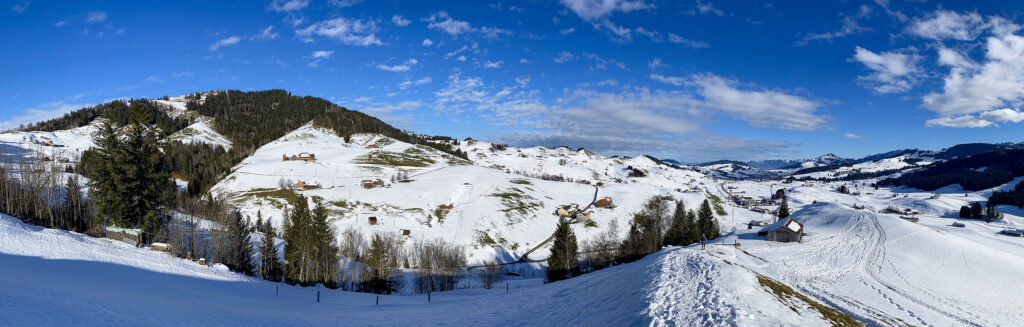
[212,125,725,264]
[167,117,232,150]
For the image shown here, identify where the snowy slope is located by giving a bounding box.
[0,118,105,163]
[167,117,232,150]
[211,126,727,264]
[722,202,1024,326]
[0,213,841,326]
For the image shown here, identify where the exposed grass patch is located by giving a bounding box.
[474,230,519,250]
[757,275,862,327]
[510,178,532,185]
[241,188,304,208]
[434,204,454,223]
[488,187,543,224]
[354,150,435,167]
[708,193,728,216]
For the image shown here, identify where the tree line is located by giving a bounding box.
[547,195,723,283]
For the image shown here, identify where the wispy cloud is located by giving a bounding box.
[376,59,419,72]
[391,15,411,26]
[209,36,240,51]
[84,10,107,23]
[268,0,308,12]
[296,17,383,46]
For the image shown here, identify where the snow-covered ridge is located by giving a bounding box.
[167,117,232,150]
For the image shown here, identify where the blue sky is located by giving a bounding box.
[2,0,1024,162]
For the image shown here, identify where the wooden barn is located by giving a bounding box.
[362,179,385,189]
[366,144,379,149]
[294,181,320,190]
[757,218,804,243]
[595,197,613,208]
[368,217,378,225]
[282,152,316,162]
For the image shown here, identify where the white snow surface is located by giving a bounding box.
[167,117,232,150]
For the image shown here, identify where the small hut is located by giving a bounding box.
[757,218,804,243]
[295,181,320,190]
[366,144,379,149]
[105,226,142,247]
[595,197,613,208]
[401,229,411,236]
[368,217,378,225]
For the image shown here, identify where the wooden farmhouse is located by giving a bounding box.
[294,181,320,190]
[757,218,804,243]
[282,152,316,162]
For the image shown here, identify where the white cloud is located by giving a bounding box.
[392,15,411,26]
[425,11,473,35]
[424,12,507,39]
[171,72,193,78]
[851,46,922,93]
[145,75,162,83]
[554,51,576,63]
[650,74,685,86]
[84,10,107,23]
[269,0,309,12]
[457,55,467,62]
[251,25,278,41]
[399,77,432,89]
[376,59,418,72]
[11,1,28,14]
[843,133,864,139]
[312,50,333,58]
[560,27,576,35]
[908,10,984,41]
[694,74,828,131]
[668,33,709,48]
[926,108,1024,128]
[559,0,651,21]
[695,0,723,16]
[798,5,871,45]
[295,17,383,46]
[54,20,67,27]
[922,24,1024,117]
[519,58,531,63]
[209,36,241,51]
[328,0,362,8]
[353,96,371,103]
[421,38,434,46]
[0,101,89,130]
[484,61,503,69]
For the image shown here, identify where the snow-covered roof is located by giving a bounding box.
[759,217,803,234]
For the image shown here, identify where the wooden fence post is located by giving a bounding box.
[376,295,379,305]
[317,291,320,303]
[428,292,431,303]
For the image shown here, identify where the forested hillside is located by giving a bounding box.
[23,99,191,134]
[879,149,1024,191]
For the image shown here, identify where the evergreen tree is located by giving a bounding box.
[283,197,311,284]
[664,201,688,246]
[547,218,578,282]
[970,202,983,219]
[87,102,172,242]
[226,210,254,275]
[697,199,720,241]
[364,233,398,294]
[959,206,972,218]
[62,175,86,232]
[259,222,283,281]
[685,210,700,244]
[310,199,339,286]
[778,195,791,221]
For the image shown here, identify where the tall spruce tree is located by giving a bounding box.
[88,101,171,242]
[664,201,688,246]
[283,196,311,284]
[778,195,791,221]
[547,218,578,282]
[697,199,720,241]
[226,210,254,275]
[259,222,283,281]
[310,199,339,286]
[62,175,86,232]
